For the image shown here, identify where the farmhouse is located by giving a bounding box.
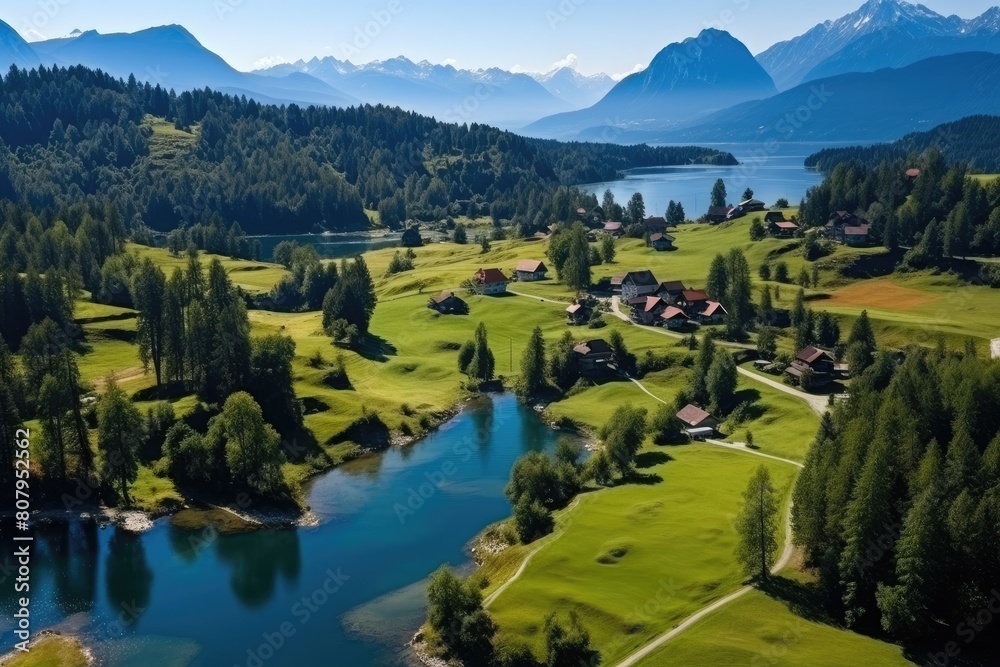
[825,211,871,245]
[473,268,510,295]
[515,259,548,282]
[428,291,467,314]
[603,221,624,237]
[675,290,727,324]
[706,206,731,223]
[769,220,799,238]
[649,233,675,251]
[401,227,423,247]
[739,198,766,213]
[659,306,690,330]
[785,346,836,386]
[655,280,688,303]
[573,339,614,376]
[764,211,786,224]
[566,301,591,325]
[676,404,719,438]
[842,224,871,246]
[643,216,669,234]
[612,270,660,301]
[628,296,669,325]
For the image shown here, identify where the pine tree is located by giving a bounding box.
[711,179,727,208]
[846,310,877,373]
[707,348,738,414]
[515,326,547,401]
[706,254,728,302]
[735,465,779,582]
[467,322,495,382]
[163,268,187,384]
[132,257,167,387]
[219,392,285,496]
[97,378,144,505]
[600,233,616,264]
[691,335,716,404]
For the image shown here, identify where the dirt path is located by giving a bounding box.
[93,366,147,391]
[482,495,584,608]
[507,289,571,305]
[736,367,829,415]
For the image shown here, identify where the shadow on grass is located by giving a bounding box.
[345,334,397,362]
[635,450,673,469]
[759,573,836,625]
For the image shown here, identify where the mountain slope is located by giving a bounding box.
[0,20,40,71]
[802,26,1000,82]
[756,0,970,91]
[254,56,571,128]
[524,29,777,139]
[31,25,357,107]
[660,52,1000,143]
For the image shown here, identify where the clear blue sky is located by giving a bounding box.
[6,0,998,75]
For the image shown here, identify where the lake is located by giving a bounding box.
[582,142,851,217]
[253,233,403,262]
[3,394,583,666]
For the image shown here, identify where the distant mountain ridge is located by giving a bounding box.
[758,0,1000,90]
[0,20,40,70]
[524,29,777,139]
[654,52,1000,144]
[253,56,615,128]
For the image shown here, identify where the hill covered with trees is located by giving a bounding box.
[0,64,735,237]
[804,115,1000,174]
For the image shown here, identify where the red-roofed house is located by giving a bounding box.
[566,301,591,325]
[603,222,624,237]
[785,346,835,386]
[676,404,719,437]
[629,296,668,325]
[473,268,510,295]
[515,259,548,282]
[769,220,799,238]
[659,306,690,330]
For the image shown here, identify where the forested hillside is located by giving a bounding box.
[804,115,1000,173]
[0,64,734,236]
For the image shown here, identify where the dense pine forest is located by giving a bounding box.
[804,116,1000,174]
[798,148,1000,274]
[793,344,1000,651]
[0,64,734,237]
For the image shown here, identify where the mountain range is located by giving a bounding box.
[758,0,1000,90]
[2,0,1000,144]
[253,57,614,127]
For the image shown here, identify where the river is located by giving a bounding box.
[3,394,584,666]
[582,142,851,217]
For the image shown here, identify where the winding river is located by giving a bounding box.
[2,394,584,666]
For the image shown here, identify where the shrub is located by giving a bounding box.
[513,497,554,542]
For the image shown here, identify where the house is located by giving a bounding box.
[659,306,690,330]
[573,339,614,376]
[785,346,836,386]
[842,224,871,246]
[566,301,591,325]
[825,212,871,245]
[603,221,624,237]
[676,404,719,438]
[401,227,423,247]
[612,270,660,301]
[675,290,727,324]
[649,233,675,251]
[739,198,767,213]
[726,207,745,221]
[428,291,467,314]
[769,220,799,238]
[655,280,688,304]
[515,259,548,282]
[643,216,669,234]
[764,211,786,224]
[473,268,509,295]
[628,296,668,325]
[706,206,731,223]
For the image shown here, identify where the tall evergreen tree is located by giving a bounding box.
[97,378,144,505]
[132,257,167,387]
[735,465,779,582]
[516,326,547,401]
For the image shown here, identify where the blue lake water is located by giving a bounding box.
[253,233,403,262]
[4,394,582,666]
[582,142,851,217]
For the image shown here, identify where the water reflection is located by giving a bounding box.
[105,529,153,629]
[213,529,301,608]
[52,521,99,616]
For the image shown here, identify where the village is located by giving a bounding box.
[425,190,864,442]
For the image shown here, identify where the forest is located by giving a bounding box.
[793,343,1000,651]
[0,64,734,237]
[804,115,1000,174]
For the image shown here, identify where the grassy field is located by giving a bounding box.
[3,635,90,667]
[635,583,916,667]
[482,444,798,665]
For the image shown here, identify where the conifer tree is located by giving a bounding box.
[515,326,547,401]
[735,465,779,582]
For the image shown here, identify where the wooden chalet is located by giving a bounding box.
[473,268,510,295]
